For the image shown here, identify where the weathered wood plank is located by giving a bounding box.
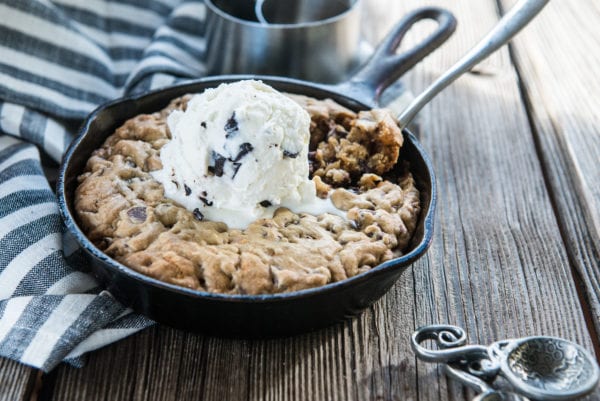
[390,0,600,399]
[400,0,596,340]
[398,2,599,399]
[43,0,600,400]
[46,326,213,400]
[500,0,600,344]
[0,357,38,401]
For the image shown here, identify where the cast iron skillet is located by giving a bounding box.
[57,8,455,337]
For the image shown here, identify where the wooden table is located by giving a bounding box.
[2,0,599,400]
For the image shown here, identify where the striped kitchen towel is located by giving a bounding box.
[0,0,207,372]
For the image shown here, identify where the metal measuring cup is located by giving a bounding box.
[412,325,600,400]
[204,0,363,83]
[203,0,455,84]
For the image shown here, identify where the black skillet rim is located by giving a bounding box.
[57,74,437,303]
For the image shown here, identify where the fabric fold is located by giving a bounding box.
[0,0,207,371]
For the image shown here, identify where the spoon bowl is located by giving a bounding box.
[493,337,600,400]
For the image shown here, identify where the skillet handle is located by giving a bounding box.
[333,7,456,106]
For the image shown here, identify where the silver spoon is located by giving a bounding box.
[397,0,549,129]
[412,325,600,400]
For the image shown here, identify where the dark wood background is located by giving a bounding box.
[2,0,599,400]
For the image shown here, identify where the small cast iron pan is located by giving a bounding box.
[57,8,455,337]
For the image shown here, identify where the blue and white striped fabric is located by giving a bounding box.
[0,0,207,371]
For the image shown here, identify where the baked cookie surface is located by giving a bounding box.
[75,94,420,294]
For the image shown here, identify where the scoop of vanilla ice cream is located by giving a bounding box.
[152,80,341,229]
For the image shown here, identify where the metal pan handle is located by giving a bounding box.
[332,7,456,106]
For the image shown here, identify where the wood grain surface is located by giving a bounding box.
[1,0,599,400]
[500,0,600,344]
[0,357,37,401]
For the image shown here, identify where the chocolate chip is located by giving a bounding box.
[259,200,272,207]
[308,151,316,161]
[232,143,254,162]
[184,184,191,196]
[127,206,147,223]
[231,162,242,179]
[201,121,207,128]
[283,150,299,159]
[359,159,371,173]
[214,159,225,177]
[209,151,226,177]
[198,196,213,206]
[224,112,238,138]
[193,208,204,221]
[171,180,179,189]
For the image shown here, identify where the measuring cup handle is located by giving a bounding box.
[336,7,456,105]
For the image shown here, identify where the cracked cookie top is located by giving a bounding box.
[75,93,420,295]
